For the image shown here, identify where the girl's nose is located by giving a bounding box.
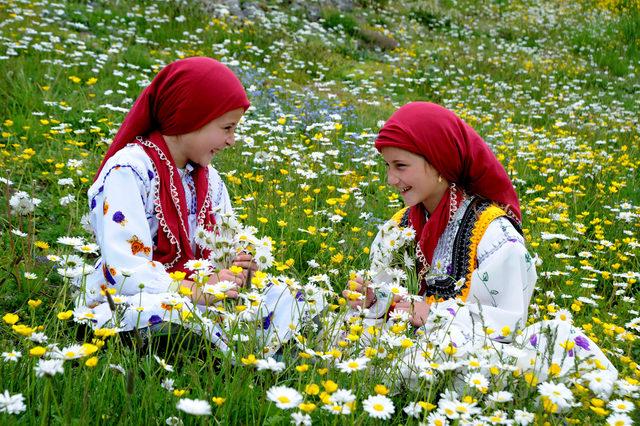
[387,172,399,186]
[226,134,236,147]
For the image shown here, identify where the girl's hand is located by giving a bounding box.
[232,253,258,272]
[341,276,376,309]
[207,269,244,298]
[393,299,430,327]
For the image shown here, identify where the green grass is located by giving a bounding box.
[1,0,639,424]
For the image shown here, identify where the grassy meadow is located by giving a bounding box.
[0,0,639,424]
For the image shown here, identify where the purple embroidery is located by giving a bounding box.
[574,335,590,351]
[295,290,304,302]
[148,315,162,326]
[147,170,154,180]
[447,307,456,316]
[262,312,274,330]
[91,198,96,210]
[102,263,116,285]
[529,334,538,347]
[112,211,126,224]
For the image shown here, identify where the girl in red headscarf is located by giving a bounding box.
[75,58,310,352]
[341,102,617,389]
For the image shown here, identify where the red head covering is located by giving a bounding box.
[95,57,250,273]
[375,102,520,266]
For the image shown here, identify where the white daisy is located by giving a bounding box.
[34,359,64,378]
[487,391,513,403]
[362,394,394,420]
[330,389,356,404]
[57,236,84,246]
[537,381,574,409]
[266,386,302,409]
[0,390,26,414]
[336,356,369,373]
[176,398,211,416]
[607,399,634,413]
[255,357,285,372]
[291,412,311,426]
[403,401,423,418]
[1,350,21,362]
[606,413,633,426]
[154,355,174,372]
[513,409,535,425]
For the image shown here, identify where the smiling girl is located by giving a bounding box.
[344,102,617,389]
[75,58,306,351]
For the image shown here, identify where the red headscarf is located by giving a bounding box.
[95,57,250,272]
[375,102,520,266]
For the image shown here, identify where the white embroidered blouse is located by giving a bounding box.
[79,143,232,308]
[366,197,537,341]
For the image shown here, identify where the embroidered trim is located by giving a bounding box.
[137,137,185,269]
[422,199,506,304]
[391,207,409,225]
[463,205,507,301]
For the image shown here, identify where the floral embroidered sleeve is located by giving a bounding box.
[425,217,537,345]
[91,161,173,295]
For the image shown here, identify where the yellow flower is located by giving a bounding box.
[3,313,19,325]
[86,77,98,85]
[523,372,538,386]
[322,380,338,393]
[12,324,34,336]
[305,384,320,395]
[542,396,558,413]
[443,344,457,355]
[560,340,575,351]
[178,286,192,296]
[548,363,561,376]
[418,401,436,411]
[229,265,243,275]
[401,338,413,349]
[501,326,511,337]
[81,343,99,356]
[169,271,186,281]
[94,328,116,338]
[589,405,608,416]
[35,241,50,250]
[374,384,389,395]
[173,389,187,397]
[85,356,99,367]
[241,354,257,365]
[57,310,73,320]
[257,217,268,223]
[28,299,42,309]
[211,397,225,406]
[296,364,309,373]
[29,346,47,357]
[298,402,316,413]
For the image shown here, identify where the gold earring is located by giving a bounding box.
[438,175,443,183]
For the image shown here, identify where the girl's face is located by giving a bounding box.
[167,108,245,168]
[381,146,448,213]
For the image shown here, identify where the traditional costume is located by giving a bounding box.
[362,102,617,394]
[74,58,320,353]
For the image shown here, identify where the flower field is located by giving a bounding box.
[1,0,639,424]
